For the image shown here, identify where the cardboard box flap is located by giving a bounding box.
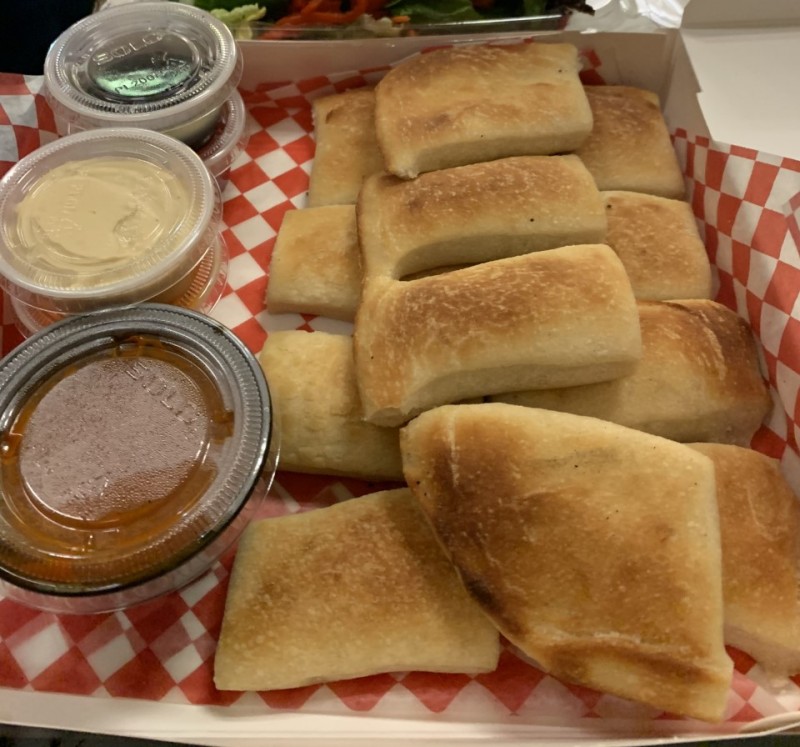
[682,0,800,29]
[679,25,800,160]
[677,0,800,159]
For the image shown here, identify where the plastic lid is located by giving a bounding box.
[0,304,275,610]
[0,127,220,313]
[44,2,242,135]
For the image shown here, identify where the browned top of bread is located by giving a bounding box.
[259,330,403,480]
[266,205,361,321]
[603,191,712,300]
[214,488,500,691]
[690,443,800,677]
[308,88,384,206]
[354,245,642,426]
[401,403,732,722]
[358,155,606,280]
[576,86,685,199]
[374,43,593,178]
[493,299,771,445]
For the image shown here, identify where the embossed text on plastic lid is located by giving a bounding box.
[44,2,243,146]
[0,304,277,614]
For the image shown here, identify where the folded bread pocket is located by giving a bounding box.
[401,403,733,722]
[576,86,685,199]
[374,42,593,178]
[358,155,606,281]
[354,245,642,427]
[492,300,770,445]
[214,488,501,691]
[267,205,361,321]
[308,88,384,207]
[259,331,403,480]
[603,191,712,300]
[689,443,800,679]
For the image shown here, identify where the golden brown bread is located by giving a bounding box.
[401,403,733,722]
[492,300,771,445]
[266,205,361,321]
[308,88,384,206]
[576,86,685,199]
[374,43,593,178]
[690,443,800,678]
[354,245,642,427]
[259,331,403,480]
[358,155,607,281]
[603,191,712,300]
[214,488,501,690]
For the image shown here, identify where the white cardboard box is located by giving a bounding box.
[3,0,800,743]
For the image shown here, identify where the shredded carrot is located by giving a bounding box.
[391,14,410,23]
[275,0,383,26]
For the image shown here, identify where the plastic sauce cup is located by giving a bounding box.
[0,304,278,614]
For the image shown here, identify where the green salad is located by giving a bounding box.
[174,0,593,38]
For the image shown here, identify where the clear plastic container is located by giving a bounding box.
[0,127,227,336]
[0,304,278,614]
[198,89,248,189]
[44,2,243,148]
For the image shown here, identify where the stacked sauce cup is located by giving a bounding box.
[43,1,247,185]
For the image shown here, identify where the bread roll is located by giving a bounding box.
[358,155,606,281]
[259,331,403,480]
[374,43,593,178]
[266,205,360,321]
[576,86,685,199]
[308,88,384,206]
[690,443,800,678]
[603,191,712,300]
[354,245,642,427]
[492,300,770,445]
[401,403,733,722]
[214,488,500,691]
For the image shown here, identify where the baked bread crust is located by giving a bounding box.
[690,443,800,679]
[603,191,712,300]
[353,245,642,427]
[374,43,593,178]
[259,330,403,480]
[576,86,685,198]
[492,300,771,445]
[401,403,733,722]
[358,155,606,281]
[214,488,500,691]
[267,205,361,321]
[308,88,384,206]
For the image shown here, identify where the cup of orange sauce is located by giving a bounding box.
[0,304,278,613]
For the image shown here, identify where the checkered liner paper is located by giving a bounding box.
[1,47,800,736]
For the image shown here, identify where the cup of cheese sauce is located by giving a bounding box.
[0,127,227,336]
[0,305,277,614]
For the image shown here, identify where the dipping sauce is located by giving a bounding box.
[0,305,276,612]
[16,158,189,284]
[0,128,227,336]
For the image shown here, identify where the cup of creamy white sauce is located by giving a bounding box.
[43,2,245,182]
[0,127,227,336]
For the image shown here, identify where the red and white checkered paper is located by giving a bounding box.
[2,52,800,737]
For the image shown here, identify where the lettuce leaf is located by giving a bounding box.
[209,4,267,37]
[384,0,482,22]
